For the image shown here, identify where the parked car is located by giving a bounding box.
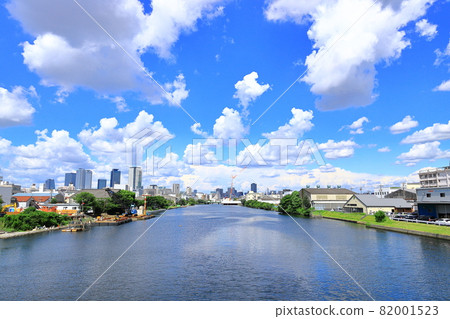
[418,215,433,221]
[393,214,406,219]
[405,214,418,220]
[435,218,450,225]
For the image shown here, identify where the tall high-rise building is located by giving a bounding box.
[110,169,121,187]
[44,179,55,190]
[251,183,257,193]
[186,186,192,195]
[128,167,142,191]
[64,173,76,186]
[172,183,180,195]
[216,188,224,199]
[97,179,107,189]
[75,168,93,189]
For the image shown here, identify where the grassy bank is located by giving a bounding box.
[312,210,450,237]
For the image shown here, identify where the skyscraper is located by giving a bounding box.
[128,167,142,191]
[172,183,180,195]
[251,183,257,193]
[216,188,223,199]
[110,169,121,187]
[44,179,55,190]
[75,168,93,189]
[64,173,76,186]
[97,179,107,189]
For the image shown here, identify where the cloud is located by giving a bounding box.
[341,116,369,134]
[378,146,391,152]
[3,129,94,185]
[415,19,437,40]
[433,79,450,91]
[233,72,270,109]
[78,110,174,171]
[264,0,436,110]
[0,86,37,127]
[371,126,381,131]
[105,96,129,112]
[213,107,247,140]
[401,121,450,144]
[434,39,450,66]
[8,0,223,101]
[164,74,189,106]
[190,123,209,138]
[389,115,419,134]
[262,108,314,139]
[397,141,450,165]
[317,139,359,159]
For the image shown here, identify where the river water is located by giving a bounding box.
[0,205,449,301]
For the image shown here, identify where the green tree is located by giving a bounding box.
[374,211,386,222]
[146,196,171,210]
[188,198,196,206]
[177,198,187,206]
[73,192,98,213]
[50,197,59,204]
[0,195,3,212]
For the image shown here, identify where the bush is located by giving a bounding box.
[374,211,386,222]
[1,210,70,231]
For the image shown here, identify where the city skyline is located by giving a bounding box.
[0,0,449,193]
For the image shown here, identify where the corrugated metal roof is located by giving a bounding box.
[354,194,412,208]
[13,193,54,197]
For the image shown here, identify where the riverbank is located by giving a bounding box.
[0,225,69,239]
[0,208,171,239]
[312,210,450,240]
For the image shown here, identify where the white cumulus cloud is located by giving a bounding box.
[213,107,247,140]
[378,146,391,152]
[233,72,270,109]
[433,79,450,92]
[397,141,450,165]
[8,0,223,102]
[415,19,437,40]
[317,139,359,159]
[401,121,450,144]
[265,0,436,110]
[0,86,37,127]
[390,115,419,134]
[262,108,314,139]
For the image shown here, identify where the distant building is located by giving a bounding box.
[343,194,413,214]
[301,188,355,211]
[12,192,64,209]
[97,179,107,189]
[75,168,93,189]
[417,187,450,218]
[373,186,400,198]
[251,183,257,193]
[186,187,192,196]
[172,183,180,195]
[128,167,142,191]
[0,182,22,205]
[385,189,417,201]
[44,179,55,190]
[215,188,223,199]
[419,166,450,188]
[64,173,76,186]
[110,169,121,188]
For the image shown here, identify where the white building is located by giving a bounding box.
[75,168,93,189]
[374,186,401,198]
[419,166,450,188]
[128,167,142,191]
[172,183,180,195]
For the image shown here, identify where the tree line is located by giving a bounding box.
[242,191,312,217]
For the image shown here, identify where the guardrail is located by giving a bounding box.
[391,217,450,226]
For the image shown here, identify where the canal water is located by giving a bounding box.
[0,205,449,301]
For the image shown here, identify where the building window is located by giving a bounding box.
[440,193,445,197]
[426,193,431,198]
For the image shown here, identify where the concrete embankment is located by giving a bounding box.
[0,226,68,240]
[365,223,450,241]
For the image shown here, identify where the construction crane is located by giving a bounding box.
[228,166,247,199]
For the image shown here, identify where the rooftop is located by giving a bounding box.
[354,194,412,208]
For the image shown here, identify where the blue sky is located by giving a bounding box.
[0,0,449,192]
